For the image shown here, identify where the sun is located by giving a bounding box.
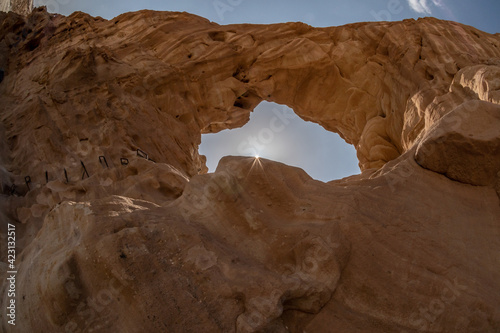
[254,154,259,159]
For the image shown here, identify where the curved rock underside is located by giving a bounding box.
[0,7,499,333]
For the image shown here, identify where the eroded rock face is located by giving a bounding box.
[0,0,32,16]
[0,7,499,333]
[415,100,500,186]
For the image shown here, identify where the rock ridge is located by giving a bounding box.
[0,7,499,333]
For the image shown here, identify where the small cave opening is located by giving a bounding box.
[199,102,360,181]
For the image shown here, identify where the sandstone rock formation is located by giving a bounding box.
[0,0,32,16]
[0,6,499,333]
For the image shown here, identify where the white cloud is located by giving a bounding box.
[408,0,444,14]
[408,0,445,14]
[431,0,444,7]
[408,0,432,14]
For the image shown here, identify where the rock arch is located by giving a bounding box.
[1,8,500,333]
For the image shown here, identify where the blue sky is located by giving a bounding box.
[33,0,500,33]
[33,0,500,181]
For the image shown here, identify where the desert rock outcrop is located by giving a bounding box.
[0,0,32,16]
[0,7,499,333]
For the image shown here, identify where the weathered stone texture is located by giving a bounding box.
[0,0,32,16]
[0,7,499,332]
